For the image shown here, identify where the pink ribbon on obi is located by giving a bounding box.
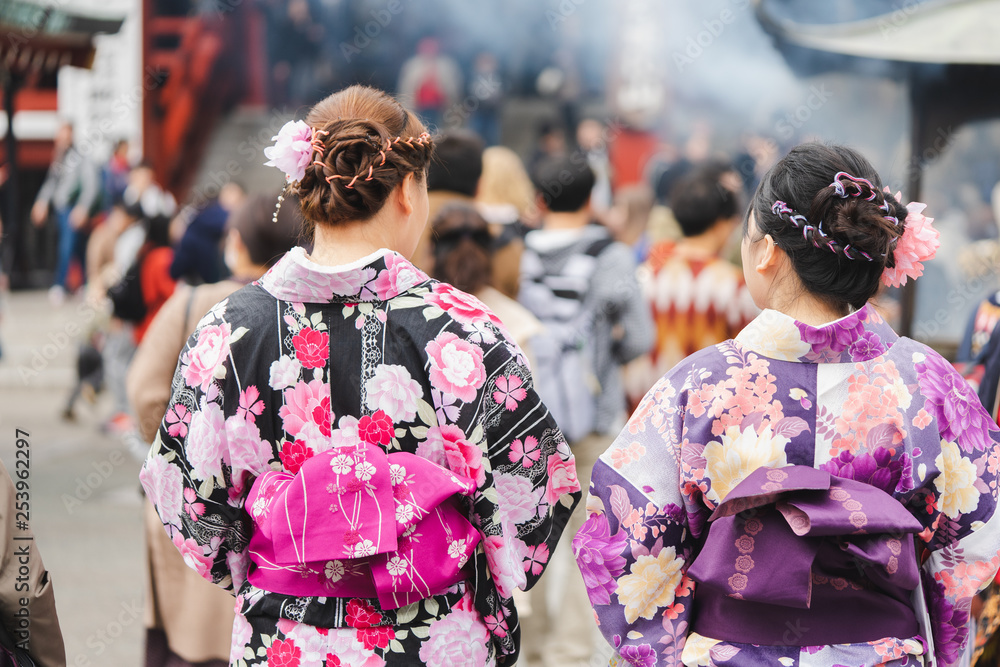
[246,441,481,609]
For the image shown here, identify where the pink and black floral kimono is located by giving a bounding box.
[574,304,1000,667]
[140,247,581,666]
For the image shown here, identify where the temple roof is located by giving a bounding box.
[0,0,124,74]
[756,0,1000,65]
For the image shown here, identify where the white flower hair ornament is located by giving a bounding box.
[263,120,316,184]
[879,189,940,288]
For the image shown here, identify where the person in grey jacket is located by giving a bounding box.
[31,123,100,301]
[518,155,654,667]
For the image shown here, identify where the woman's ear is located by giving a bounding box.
[754,234,781,275]
[396,172,416,217]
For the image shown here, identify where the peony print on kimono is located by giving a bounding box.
[279,378,333,442]
[141,451,186,529]
[832,360,909,456]
[425,332,487,403]
[915,351,996,454]
[418,592,491,667]
[291,326,330,369]
[416,424,487,486]
[186,393,227,481]
[183,322,247,391]
[423,282,502,327]
[371,252,428,300]
[365,364,423,422]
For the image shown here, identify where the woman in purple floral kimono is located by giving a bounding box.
[139,85,580,667]
[574,143,1000,667]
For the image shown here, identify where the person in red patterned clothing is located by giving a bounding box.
[627,161,758,406]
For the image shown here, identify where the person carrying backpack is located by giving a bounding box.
[517,155,654,667]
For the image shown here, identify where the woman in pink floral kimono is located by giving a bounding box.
[574,143,1000,666]
[140,85,580,667]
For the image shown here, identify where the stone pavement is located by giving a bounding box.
[0,289,144,666]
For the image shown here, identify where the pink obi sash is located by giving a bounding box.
[246,441,481,609]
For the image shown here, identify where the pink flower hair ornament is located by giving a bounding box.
[263,120,316,183]
[881,200,939,288]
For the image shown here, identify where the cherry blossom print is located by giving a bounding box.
[425,332,487,403]
[182,487,205,521]
[508,436,541,467]
[236,385,264,423]
[364,364,422,422]
[291,326,330,369]
[164,403,191,438]
[182,322,231,391]
[493,375,527,411]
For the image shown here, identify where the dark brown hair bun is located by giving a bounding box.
[292,85,434,237]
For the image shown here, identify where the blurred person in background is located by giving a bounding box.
[626,162,757,407]
[103,138,132,209]
[128,191,301,667]
[466,51,504,146]
[476,145,538,229]
[576,118,613,217]
[398,37,462,130]
[170,181,247,285]
[518,156,653,667]
[431,202,542,367]
[605,184,654,263]
[31,121,101,304]
[264,0,324,107]
[413,130,524,299]
[529,120,567,175]
[102,210,175,433]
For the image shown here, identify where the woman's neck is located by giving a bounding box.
[308,220,390,267]
[771,292,849,327]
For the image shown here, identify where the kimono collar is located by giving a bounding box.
[258,246,430,304]
[734,303,898,363]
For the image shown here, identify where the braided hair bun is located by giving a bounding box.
[292,85,434,238]
[748,143,908,311]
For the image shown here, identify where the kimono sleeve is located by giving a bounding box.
[916,372,1000,666]
[139,302,258,592]
[573,370,697,666]
[474,339,581,598]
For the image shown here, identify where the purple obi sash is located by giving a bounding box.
[246,441,481,609]
[687,465,923,645]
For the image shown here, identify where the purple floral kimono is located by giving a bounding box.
[140,247,580,667]
[574,305,1000,667]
